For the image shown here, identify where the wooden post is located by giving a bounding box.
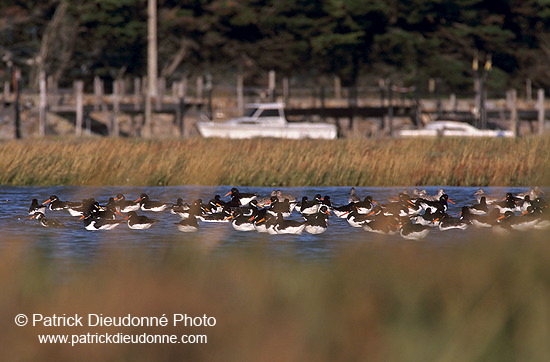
[282,77,290,106]
[526,79,532,103]
[156,76,165,111]
[147,0,157,98]
[479,78,487,129]
[75,80,84,136]
[205,73,213,119]
[3,81,9,100]
[144,79,152,138]
[176,96,186,138]
[180,76,187,98]
[379,79,385,107]
[507,89,518,137]
[13,67,21,139]
[144,0,158,138]
[46,75,56,92]
[473,70,480,128]
[320,85,326,122]
[387,80,394,136]
[334,76,341,100]
[268,70,276,101]
[112,79,120,137]
[435,78,442,119]
[39,70,47,137]
[348,83,357,131]
[237,72,244,114]
[134,77,141,111]
[86,115,91,136]
[449,93,457,113]
[120,77,126,99]
[94,76,104,112]
[537,88,545,136]
[198,76,204,100]
[414,86,421,128]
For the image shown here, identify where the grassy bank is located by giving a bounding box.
[2,232,550,361]
[0,137,548,186]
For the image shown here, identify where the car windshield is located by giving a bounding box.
[258,109,280,118]
[244,108,258,117]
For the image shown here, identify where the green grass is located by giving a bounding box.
[2,231,550,361]
[0,136,549,186]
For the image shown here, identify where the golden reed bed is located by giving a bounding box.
[0,136,549,186]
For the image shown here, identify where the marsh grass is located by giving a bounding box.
[1,136,548,186]
[2,231,550,361]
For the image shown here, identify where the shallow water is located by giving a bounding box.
[0,185,542,265]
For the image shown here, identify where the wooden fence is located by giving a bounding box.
[0,73,548,139]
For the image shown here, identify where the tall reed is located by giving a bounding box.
[0,136,548,186]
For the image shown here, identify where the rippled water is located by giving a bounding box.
[0,185,540,265]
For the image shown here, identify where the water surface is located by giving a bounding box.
[0,185,540,266]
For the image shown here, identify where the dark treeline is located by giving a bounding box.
[0,0,549,95]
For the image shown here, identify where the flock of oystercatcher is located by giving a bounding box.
[26,186,548,239]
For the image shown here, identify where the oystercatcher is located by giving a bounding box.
[304,205,331,234]
[114,193,141,212]
[399,218,430,240]
[42,195,68,211]
[28,199,46,216]
[224,188,257,206]
[124,211,159,229]
[29,212,64,228]
[274,213,306,235]
[175,215,199,232]
[136,193,169,212]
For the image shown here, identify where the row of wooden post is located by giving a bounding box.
[29,77,550,138]
[506,88,547,136]
[34,73,197,137]
[2,71,548,138]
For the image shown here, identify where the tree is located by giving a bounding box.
[70,0,147,82]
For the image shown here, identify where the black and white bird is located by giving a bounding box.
[267,196,293,218]
[29,212,64,228]
[175,215,199,232]
[296,196,321,216]
[28,199,46,216]
[436,213,468,231]
[467,196,489,215]
[304,205,331,234]
[114,193,141,213]
[495,193,519,214]
[224,188,257,206]
[136,193,169,212]
[274,213,306,234]
[197,206,232,223]
[398,218,430,240]
[124,211,159,230]
[42,195,68,211]
[229,209,257,232]
[79,210,123,231]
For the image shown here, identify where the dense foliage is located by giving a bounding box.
[0,0,549,93]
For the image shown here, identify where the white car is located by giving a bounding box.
[398,121,514,138]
